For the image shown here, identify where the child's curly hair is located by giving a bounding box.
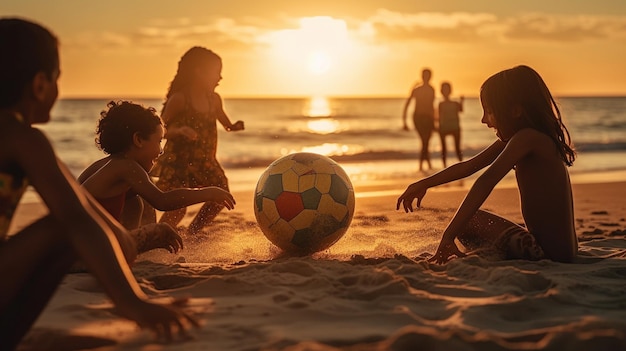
[95,100,162,155]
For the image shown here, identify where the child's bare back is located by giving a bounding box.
[512,129,577,261]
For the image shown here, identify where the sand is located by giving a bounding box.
[10,178,626,351]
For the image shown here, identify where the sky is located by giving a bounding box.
[3,0,626,98]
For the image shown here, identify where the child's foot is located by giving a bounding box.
[131,223,183,254]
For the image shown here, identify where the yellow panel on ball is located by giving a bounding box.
[289,209,318,230]
[268,158,295,174]
[318,194,348,222]
[298,174,316,192]
[281,169,299,192]
[314,173,332,193]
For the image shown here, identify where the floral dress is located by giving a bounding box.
[151,94,229,192]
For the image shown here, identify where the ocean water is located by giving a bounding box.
[30,96,626,201]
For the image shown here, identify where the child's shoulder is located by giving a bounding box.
[1,118,52,154]
[80,157,145,183]
[510,128,554,150]
[165,92,187,111]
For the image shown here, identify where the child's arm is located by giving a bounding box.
[118,160,235,211]
[213,92,244,131]
[459,96,464,112]
[161,93,198,140]
[430,129,543,263]
[13,127,195,335]
[397,140,505,212]
[401,89,415,131]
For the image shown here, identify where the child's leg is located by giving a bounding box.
[453,130,462,162]
[439,133,447,168]
[159,208,187,228]
[457,209,544,260]
[0,216,75,350]
[120,193,143,230]
[139,198,157,226]
[70,222,182,273]
[187,201,224,235]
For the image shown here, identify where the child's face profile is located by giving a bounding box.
[135,124,165,172]
[31,67,60,125]
[200,61,222,91]
[480,101,505,141]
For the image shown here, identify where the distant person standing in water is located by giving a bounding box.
[403,68,435,171]
[151,47,244,235]
[438,82,464,168]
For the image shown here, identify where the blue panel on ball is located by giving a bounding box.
[291,213,343,250]
[292,227,314,248]
[301,187,322,210]
[263,174,284,200]
[255,193,264,211]
[329,174,349,204]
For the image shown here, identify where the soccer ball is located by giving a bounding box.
[254,152,355,254]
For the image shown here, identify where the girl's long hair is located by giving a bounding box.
[162,47,221,112]
[480,65,576,166]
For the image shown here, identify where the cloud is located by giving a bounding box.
[362,9,498,43]
[504,13,626,41]
[62,10,626,54]
[361,9,626,43]
[64,16,268,53]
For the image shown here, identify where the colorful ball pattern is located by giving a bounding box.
[254,152,355,254]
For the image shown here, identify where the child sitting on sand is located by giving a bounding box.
[397,65,577,264]
[0,18,196,349]
[78,100,236,240]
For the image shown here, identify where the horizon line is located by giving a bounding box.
[57,94,626,100]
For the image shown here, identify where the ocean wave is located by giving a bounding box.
[575,142,626,152]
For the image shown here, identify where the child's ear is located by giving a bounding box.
[31,71,49,102]
[133,132,143,148]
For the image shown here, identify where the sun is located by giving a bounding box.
[308,50,331,75]
[264,16,351,79]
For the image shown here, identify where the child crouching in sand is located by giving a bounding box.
[397,65,577,264]
[0,18,196,349]
[78,100,236,251]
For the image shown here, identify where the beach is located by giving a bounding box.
[11,176,626,351]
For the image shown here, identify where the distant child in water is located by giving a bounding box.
[150,47,244,235]
[0,18,196,349]
[78,101,236,249]
[397,65,577,264]
[437,82,464,168]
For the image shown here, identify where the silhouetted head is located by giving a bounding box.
[0,18,59,109]
[96,101,162,155]
[421,68,432,83]
[441,82,452,98]
[480,65,575,165]
[165,47,222,101]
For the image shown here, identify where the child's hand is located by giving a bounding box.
[177,126,198,141]
[227,120,244,131]
[119,297,199,343]
[132,223,183,254]
[396,181,427,212]
[207,187,236,210]
[429,237,466,264]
